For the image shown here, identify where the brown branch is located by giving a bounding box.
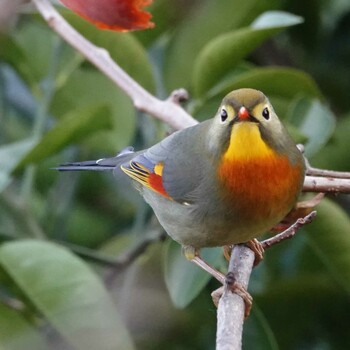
[305,158,350,179]
[31,0,197,130]
[261,211,317,249]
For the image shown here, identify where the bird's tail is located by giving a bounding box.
[55,146,136,172]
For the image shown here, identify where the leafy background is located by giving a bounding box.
[0,0,350,349]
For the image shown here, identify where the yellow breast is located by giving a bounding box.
[217,123,303,225]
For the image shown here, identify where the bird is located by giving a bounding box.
[57,88,305,315]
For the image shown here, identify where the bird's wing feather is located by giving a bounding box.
[122,122,212,203]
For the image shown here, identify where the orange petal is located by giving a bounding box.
[60,0,154,32]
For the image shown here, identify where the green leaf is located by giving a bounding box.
[311,115,350,171]
[51,69,136,152]
[287,98,336,157]
[0,139,37,192]
[164,0,279,92]
[163,240,222,308]
[193,11,303,97]
[0,303,48,350]
[0,34,36,89]
[17,104,112,168]
[0,240,134,350]
[13,19,78,91]
[305,199,350,294]
[206,67,321,101]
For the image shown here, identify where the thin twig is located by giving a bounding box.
[31,0,197,130]
[261,211,317,249]
[305,158,350,179]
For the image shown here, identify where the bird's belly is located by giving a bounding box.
[142,153,304,248]
[142,189,281,248]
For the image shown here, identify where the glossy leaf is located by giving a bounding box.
[0,240,134,350]
[305,199,350,294]
[13,20,78,89]
[287,97,336,157]
[17,105,112,168]
[0,34,36,89]
[311,115,350,171]
[164,0,278,91]
[163,239,222,308]
[193,11,303,97]
[60,0,154,31]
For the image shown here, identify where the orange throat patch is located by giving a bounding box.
[217,123,303,221]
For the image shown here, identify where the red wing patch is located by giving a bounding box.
[121,161,170,198]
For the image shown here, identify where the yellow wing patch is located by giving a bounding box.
[121,161,169,198]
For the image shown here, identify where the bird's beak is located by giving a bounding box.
[238,106,250,120]
[235,106,259,124]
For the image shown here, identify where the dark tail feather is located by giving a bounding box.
[54,163,115,172]
[55,147,138,172]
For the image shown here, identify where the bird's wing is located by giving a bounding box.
[122,122,212,203]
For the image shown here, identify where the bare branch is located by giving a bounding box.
[262,211,317,249]
[303,176,350,194]
[305,158,350,179]
[31,0,197,130]
[216,245,254,350]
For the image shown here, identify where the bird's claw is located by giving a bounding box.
[226,271,253,319]
[211,272,253,319]
[246,239,264,266]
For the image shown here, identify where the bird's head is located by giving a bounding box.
[208,88,297,162]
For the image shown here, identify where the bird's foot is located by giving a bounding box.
[184,245,252,318]
[246,238,264,266]
[223,245,234,261]
[224,240,264,267]
[211,272,252,319]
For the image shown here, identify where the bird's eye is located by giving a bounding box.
[220,109,228,122]
[262,107,270,120]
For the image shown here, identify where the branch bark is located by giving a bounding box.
[216,245,254,350]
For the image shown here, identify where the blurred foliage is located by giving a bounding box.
[0,0,349,349]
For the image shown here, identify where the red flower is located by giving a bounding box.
[60,0,154,32]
